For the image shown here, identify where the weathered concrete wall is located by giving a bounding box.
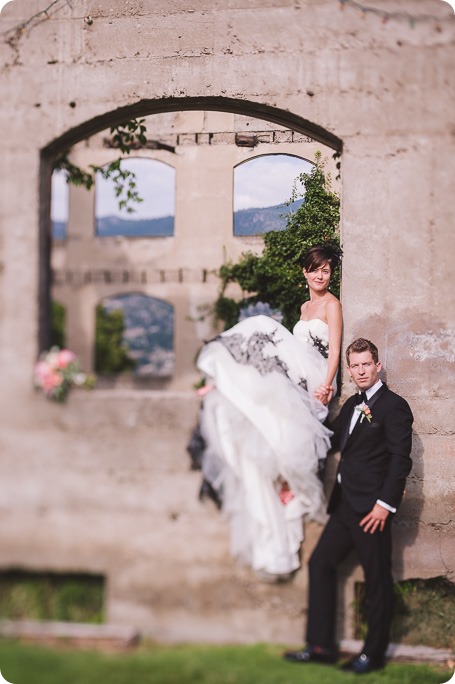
[0,0,454,645]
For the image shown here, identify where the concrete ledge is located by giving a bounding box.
[340,639,454,664]
[0,620,140,650]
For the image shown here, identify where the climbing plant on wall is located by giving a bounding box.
[54,119,147,213]
[50,301,66,349]
[94,305,136,375]
[215,153,341,331]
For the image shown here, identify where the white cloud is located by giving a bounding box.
[51,169,69,222]
[51,158,176,222]
[52,154,311,220]
[234,155,313,211]
[96,158,175,219]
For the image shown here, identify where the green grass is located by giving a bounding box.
[0,641,451,684]
[0,571,104,624]
[354,577,455,650]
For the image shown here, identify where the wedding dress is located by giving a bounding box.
[196,315,334,578]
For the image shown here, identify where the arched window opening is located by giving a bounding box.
[44,106,340,381]
[51,169,69,241]
[233,154,313,236]
[95,158,175,238]
[95,293,175,378]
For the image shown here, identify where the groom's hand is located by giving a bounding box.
[360,504,389,534]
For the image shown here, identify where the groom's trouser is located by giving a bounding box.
[306,495,393,661]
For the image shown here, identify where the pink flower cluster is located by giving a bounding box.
[196,383,215,397]
[34,347,94,402]
[279,481,295,506]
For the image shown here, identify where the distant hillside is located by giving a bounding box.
[52,199,304,239]
[52,215,174,240]
[97,215,174,237]
[234,198,304,235]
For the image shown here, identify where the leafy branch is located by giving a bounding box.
[109,118,148,152]
[53,119,147,213]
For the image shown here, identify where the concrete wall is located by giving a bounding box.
[0,0,453,644]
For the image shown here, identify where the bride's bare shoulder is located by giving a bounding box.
[326,295,342,311]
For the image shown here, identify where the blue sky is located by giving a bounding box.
[51,154,312,222]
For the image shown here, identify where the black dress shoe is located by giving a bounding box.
[283,645,338,664]
[341,653,385,674]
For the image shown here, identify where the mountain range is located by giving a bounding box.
[233,198,303,235]
[52,198,304,239]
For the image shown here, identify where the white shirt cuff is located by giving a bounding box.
[376,499,396,513]
[314,401,328,422]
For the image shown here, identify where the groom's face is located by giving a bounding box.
[347,351,382,391]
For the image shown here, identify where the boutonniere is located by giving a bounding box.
[355,404,373,423]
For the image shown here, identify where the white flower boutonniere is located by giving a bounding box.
[355,404,373,424]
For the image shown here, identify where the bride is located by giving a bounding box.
[196,244,342,580]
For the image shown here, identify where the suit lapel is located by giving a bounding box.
[340,396,357,451]
[365,382,388,410]
[343,409,364,449]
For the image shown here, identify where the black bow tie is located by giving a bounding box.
[355,391,368,405]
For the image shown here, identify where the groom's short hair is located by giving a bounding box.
[346,338,379,365]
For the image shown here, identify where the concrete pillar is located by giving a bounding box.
[173,145,234,266]
[65,183,97,371]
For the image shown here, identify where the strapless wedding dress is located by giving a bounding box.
[197,315,334,578]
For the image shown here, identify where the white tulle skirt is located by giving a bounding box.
[197,315,333,577]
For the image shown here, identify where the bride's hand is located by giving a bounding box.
[314,384,334,405]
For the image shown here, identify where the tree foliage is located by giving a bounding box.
[50,301,136,375]
[50,301,66,349]
[94,305,136,375]
[216,153,341,331]
[54,119,147,213]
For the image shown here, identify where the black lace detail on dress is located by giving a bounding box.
[309,331,329,359]
[298,378,308,392]
[211,327,309,390]
[217,330,292,378]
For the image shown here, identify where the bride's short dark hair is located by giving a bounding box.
[303,244,342,272]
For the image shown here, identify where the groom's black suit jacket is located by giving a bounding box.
[328,384,414,515]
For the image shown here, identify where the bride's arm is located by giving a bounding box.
[324,298,342,389]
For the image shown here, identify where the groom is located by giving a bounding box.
[284,338,413,674]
